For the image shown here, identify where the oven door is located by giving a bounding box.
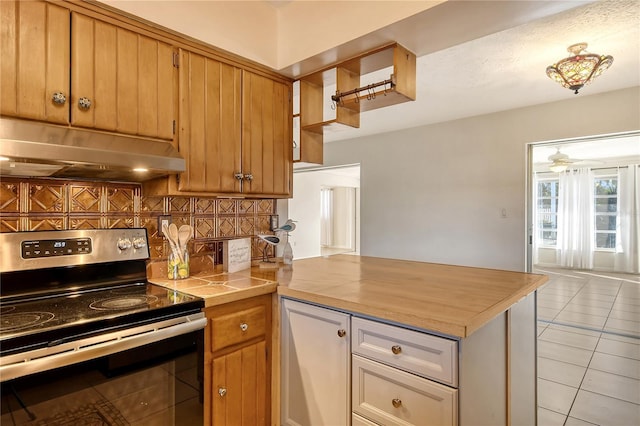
[0,329,204,426]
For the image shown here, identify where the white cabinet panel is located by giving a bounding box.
[352,316,458,386]
[281,298,351,426]
[352,355,458,426]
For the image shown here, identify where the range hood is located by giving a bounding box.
[0,118,185,182]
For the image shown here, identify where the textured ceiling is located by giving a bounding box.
[322,0,640,144]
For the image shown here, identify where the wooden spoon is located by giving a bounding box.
[178,224,192,254]
[163,223,182,263]
[168,223,182,262]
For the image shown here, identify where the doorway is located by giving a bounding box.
[289,165,360,259]
[528,133,640,425]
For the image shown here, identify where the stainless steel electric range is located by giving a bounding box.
[0,228,206,424]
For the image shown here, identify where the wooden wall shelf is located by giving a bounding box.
[295,43,416,165]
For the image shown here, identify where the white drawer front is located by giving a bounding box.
[352,413,379,426]
[352,355,458,426]
[352,316,458,386]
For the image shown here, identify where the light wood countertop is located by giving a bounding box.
[276,255,548,338]
[149,266,278,308]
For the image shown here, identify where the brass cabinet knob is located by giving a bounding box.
[391,345,402,355]
[218,387,227,397]
[337,329,346,338]
[78,97,92,110]
[240,323,248,332]
[51,92,66,105]
[392,398,402,408]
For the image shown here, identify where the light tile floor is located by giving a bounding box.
[535,267,640,426]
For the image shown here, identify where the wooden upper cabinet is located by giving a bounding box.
[177,49,242,193]
[242,72,293,197]
[170,53,292,197]
[0,0,70,124]
[70,12,175,140]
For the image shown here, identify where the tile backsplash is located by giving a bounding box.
[0,177,276,262]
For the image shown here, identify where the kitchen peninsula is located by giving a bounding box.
[277,254,548,426]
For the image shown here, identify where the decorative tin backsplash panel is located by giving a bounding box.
[0,177,276,262]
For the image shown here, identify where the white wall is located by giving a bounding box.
[321,87,640,272]
[288,170,360,260]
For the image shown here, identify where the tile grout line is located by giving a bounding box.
[560,274,616,426]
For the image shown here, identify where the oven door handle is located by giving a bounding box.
[0,312,207,382]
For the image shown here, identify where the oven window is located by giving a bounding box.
[1,333,203,425]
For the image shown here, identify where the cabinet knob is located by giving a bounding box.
[391,345,402,355]
[337,329,346,338]
[132,237,147,250]
[117,238,132,251]
[218,387,227,397]
[78,97,92,110]
[244,173,254,181]
[51,92,66,105]
[234,172,244,181]
[392,398,402,408]
[240,323,248,332]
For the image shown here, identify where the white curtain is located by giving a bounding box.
[614,165,640,273]
[320,187,333,247]
[558,168,594,269]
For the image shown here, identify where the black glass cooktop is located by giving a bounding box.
[0,283,203,356]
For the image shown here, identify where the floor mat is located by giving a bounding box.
[26,399,129,426]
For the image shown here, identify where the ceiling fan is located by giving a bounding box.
[546,148,601,172]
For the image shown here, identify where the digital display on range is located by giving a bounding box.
[21,238,92,258]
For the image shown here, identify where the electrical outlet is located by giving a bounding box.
[270,215,279,231]
[158,215,172,237]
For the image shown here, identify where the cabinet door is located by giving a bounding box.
[177,49,242,193]
[212,341,268,426]
[281,298,350,426]
[242,71,292,197]
[1,0,69,124]
[71,12,175,140]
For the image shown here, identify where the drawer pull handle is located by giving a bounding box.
[218,387,227,397]
[240,323,249,332]
[392,398,402,408]
[337,329,346,338]
[391,345,402,355]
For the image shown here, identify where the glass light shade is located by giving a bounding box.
[549,163,568,173]
[546,43,613,94]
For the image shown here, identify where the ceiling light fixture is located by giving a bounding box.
[546,43,613,94]
[549,163,568,173]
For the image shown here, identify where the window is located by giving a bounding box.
[537,179,559,246]
[594,176,618,249]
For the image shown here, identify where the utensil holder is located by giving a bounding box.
[168,249,189,280]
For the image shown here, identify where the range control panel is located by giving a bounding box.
[21,238,92,259]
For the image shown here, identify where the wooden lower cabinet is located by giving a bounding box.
[204,294,272,425]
